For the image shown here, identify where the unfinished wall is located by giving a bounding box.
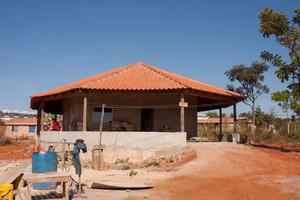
[0,125,6,138]
[40,131,186,163]
[184,95,198,138]
[61,92,198,138]
[153,108,180,132]
[63,97,83,131]
[112,108,141,131]
[3,125,37,139]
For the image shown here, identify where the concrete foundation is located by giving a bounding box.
[40,131,186,163]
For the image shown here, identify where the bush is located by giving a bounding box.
[0,138,12,145]
[145,160,160,167]
[128,170,138,177]
[121,163,131,170]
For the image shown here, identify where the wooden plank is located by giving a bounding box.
[178,101,188,107]
[39,191,49,200]
[48,191,57,199]
[24,173,69,200]
[67,144,71,171]
[233,103,237,133]
[180,93,185,132]
[40,101,45,132]
[62,140,66,170]
[33,191,42,200]
[90,182,153,189]
[82,96,87,131]
[24,172,69,178]
[36,102,43,146]
[66,180,70,200]
[24,173,69,184]
[21,192,28,200]
[26,177,68,183]
[15,192,25,200]
[187,89,244,102]
[219,108,222,135]
[27,182,32,200]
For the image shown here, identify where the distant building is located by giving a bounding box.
[0,118,37,139]
[197,116,251,135]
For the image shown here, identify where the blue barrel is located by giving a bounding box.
[32,152,58,190]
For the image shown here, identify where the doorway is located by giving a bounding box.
[141,108,154,131]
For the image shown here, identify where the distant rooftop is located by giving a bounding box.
[2,118,37,126]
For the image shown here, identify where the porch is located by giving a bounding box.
[30,62,245,156]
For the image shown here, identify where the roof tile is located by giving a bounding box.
[32,62,243,99]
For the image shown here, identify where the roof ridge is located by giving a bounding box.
[141,63,189,89]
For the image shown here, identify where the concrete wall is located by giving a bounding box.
[113,108,141,131]
[2,125,37,139]
[40,131,186,163]
[185,106,198,138]
[63,97,83,131]
[153,108,179,132]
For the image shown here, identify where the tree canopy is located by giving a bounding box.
[225,62,269,109]
[225,62,269,138]
[259,8,300,115]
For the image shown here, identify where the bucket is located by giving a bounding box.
[0,184,13,200]
[32,151,58,190]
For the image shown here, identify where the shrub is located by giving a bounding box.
[0,138,12,145]
[128,170,137,177]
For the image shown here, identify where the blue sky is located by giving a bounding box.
[0,0,299,115]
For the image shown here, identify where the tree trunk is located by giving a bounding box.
[251,101,256,141]
[286,111,290,135]
[287,120,290,135]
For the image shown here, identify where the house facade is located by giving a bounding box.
[197,117,251,136]
[0,118,37,139]
[30,62,244,162]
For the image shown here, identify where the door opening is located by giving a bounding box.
[141,108,154,131]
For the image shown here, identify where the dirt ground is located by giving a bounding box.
[1,142,300,200]
[124,143,300,200]
[0,140,34,160]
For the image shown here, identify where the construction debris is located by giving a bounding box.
[111,121,134,131]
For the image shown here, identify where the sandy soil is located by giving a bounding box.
[124,143,300,200]
[2,142,300,200]
[0,140,34,160]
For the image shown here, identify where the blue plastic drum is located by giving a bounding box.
[32,152,58,190]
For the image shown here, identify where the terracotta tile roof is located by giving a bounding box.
[3,118,37,125]
[32,62,244,100]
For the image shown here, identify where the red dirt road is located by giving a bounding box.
[0,140,33,160]
[128,143,300,200]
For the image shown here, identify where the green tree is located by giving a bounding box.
[206,111,225,118]
[259,8,300,115]
[271,90,292,134]
[255,106,275,127]
[206,112,218,118]
[225,62,269,138]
